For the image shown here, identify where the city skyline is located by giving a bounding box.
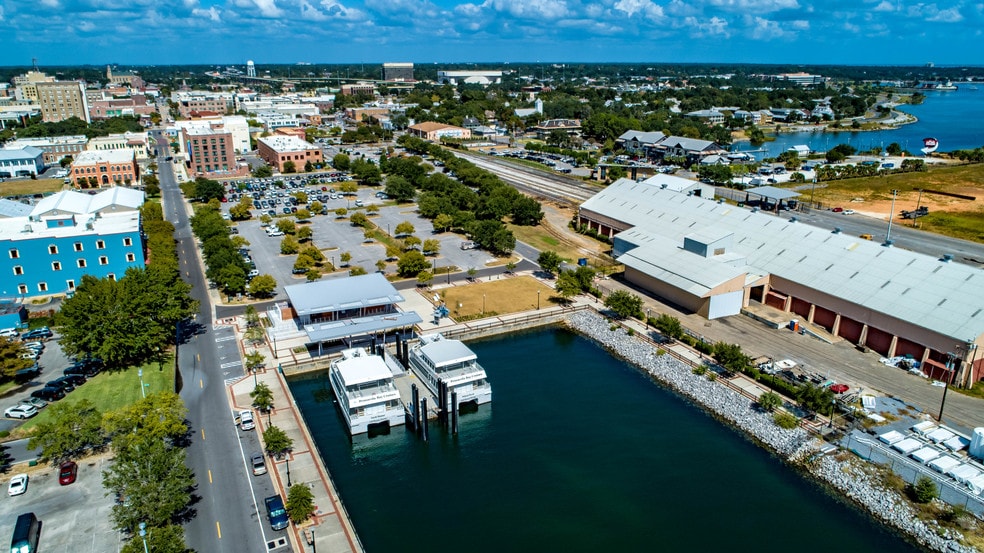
[1,0,982,67]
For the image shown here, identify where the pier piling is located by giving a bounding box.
[421,398,429,441]
[451,391,458,435]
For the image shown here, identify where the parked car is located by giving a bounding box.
[831,207,844,213]
[31,387,64,402]
[14,366,40,383]
[60,374,86,387]
[239,410,255,431]
[4,404,38,419]
[250,453,267,476]
[21,327,52,340]
[25,397,47,410]
[46,377,76,393]
[265,495,289,531]
[7,474,28,496]
[58,461,78,485]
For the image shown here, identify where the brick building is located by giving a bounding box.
[256,135,323,173]
[35,81,91,123]
[182,127,246,178]
[70,150,139,188]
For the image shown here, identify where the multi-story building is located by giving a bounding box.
[12,70,55,103]
[172,116,250,154]
[0,187,145,299]
[339,83,376,96]
[407,122,471,141]
[35,81,91,123]
[182,126,246,178]
[256,135,323,173]
[105,66,146,90]
[4,136,85,165]
[88,93,157,120]
[70,149,139,188]
[383,63,414,82]
[87,132,152,161]
[436,70,503,86]
[172,91,233,119]
[0,147,46,178]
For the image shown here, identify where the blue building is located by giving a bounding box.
[0,146,46,177]
[0,188,145,299]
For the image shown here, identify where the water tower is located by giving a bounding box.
[246,60,256,78]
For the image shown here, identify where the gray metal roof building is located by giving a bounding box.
[578,178,984,386]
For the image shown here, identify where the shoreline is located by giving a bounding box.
[563,310,976,553]
[732,110,920,146]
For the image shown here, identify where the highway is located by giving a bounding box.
[153,132,292,553]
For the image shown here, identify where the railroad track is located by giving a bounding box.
[452,151,600,205]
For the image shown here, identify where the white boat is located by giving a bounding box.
[408,333,492,411]
[329,348,405,435]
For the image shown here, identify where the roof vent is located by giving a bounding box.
[788,217,798,223]
[832,227,842,234]
[941,253,954,263]
[660,184,667,189]
[882,240,894,248]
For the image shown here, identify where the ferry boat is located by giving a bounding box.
[408,333,492,411]
[329,348,405,435]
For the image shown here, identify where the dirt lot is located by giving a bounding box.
[433,276,556,318]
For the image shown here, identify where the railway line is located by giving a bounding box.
[453,151,601,205]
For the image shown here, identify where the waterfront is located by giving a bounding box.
[289,327,923,552]
[733,87,984,159]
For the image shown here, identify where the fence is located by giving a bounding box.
[844,432,984,516]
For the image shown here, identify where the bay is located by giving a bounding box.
[732,87,984,159]
[289,328,922,552]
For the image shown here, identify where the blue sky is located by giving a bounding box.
[1,0,982,66]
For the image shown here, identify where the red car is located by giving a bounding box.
[59,461,78,485]
[831,207,844,213]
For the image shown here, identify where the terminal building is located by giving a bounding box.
[0,188,145,299]
[577,178,984,387]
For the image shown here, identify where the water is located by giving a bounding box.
[732,87,984,159]
[289,328,922,552]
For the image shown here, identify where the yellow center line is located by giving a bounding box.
[201,428,206,440]
[199,379,203,388]
[208,469,213,484]
[216,521,222,539]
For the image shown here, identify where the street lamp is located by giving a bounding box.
[286,456,292,487]
[139,522,149,553]
[537,290,540,310]
[645,309,650,329]
[828,398,836,429]
[886,189,898,243]
[138,369,146,399]
[482,293,486,315]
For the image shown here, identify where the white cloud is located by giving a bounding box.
[318,0,365,20]
[454,2,484,17]
[705,0,799,12]
[229,0,282,18]
[927,6,962,22]
[192,6,221,21]
[0,5,4,20]
[613,0,665,21]
[365,0,441,18]
[685,15,729,37]
[40,0,61,7]
[873,1,895,11]
[76,20,96,31]
[746,15,793,39]
[487,0,570,20]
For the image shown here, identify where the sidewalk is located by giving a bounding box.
[227,340,362,553]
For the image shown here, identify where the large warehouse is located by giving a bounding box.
[577,177,984,386]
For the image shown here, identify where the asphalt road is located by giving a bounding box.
[153,132,292,553]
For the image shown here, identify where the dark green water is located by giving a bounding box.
[289,328,922,552]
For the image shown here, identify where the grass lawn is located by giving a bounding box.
[438,275,556,319]
[14,358,176,436]
[1,178,66,196]
[507,223,584,262]
[915,209,984,242]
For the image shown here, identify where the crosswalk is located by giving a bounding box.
[220,360,242,369]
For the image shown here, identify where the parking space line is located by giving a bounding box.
[216,521,222,539]
[201,428,206,440]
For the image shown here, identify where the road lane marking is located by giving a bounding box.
[208,469,213,484]
[215,336,236,343]
[220,361,242,369]
[201,428,206,440]
[200,379,203,388]
[196,353,200,363]
[216,521,222,539]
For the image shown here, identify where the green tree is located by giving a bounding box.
[102,392,188,452]
[245,350,265,373]
[340,251,352,267]
[712,342,752,374]
[309,200,323,214]
[119,524,188,553]
[143,175,161,197]
[29,399,104,463]
[263,425,293,457]
[366,204,379,214]
[422,239,441,256]
[537,251,563,276]
[253,165,273,178]
[280,236,300,254]
[394,221,415,236]
[245,325,265,346]
[338,181,359,195]
[304,160,314,172]
[910,476,938,504]
[511,196,544,226]
[397,250,430,277]
[306,269,321,281]
[554,271,582,302]
[350,212,369,228]
[505,261,517,273]
[335,207,348,218]
[797,383,835,414]
[250,383,274,412]
[103,435,194,533]
[215,264,247,296]
[193,177,225,202]
[1,336,35,379]
[276,219,296,235]
[292,191,308,204]
[349,266,368,276]
[604,290,643,319]
[248,275,277,298]
[758,392,782,412]
[416,270,433,286]
[332,153,350,171]
[294,208,311,221]
[283,161,296,173]
[296,225,313,242]
[653,314,684,340]
[376,259,388,273]
[403,235,422,250]
[433,213,454,233]
[385,175,416,202]
[286,483,316,524]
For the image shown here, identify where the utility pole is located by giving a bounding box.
[886,189,898,243]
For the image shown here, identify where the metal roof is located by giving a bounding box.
[30,187,144,217]
[745,186,801,201]
[303,311,421,343]
[583,179,984,341]
[285,273,406,318]
[0,199,32,218]
[334,353,392,387]
[0,146,43,161]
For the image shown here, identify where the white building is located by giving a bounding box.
[437,70,503,86]
[171,116,250,155]
[87,132,152,160]
[0,146,46,177]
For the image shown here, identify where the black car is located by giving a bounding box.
[68,359,102,376]
[31,386,65,401]
[60,373,86,386]
[46,377,76,393]
[21,327,53,340]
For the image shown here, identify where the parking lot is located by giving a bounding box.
[0,455,121,553]
[1,333,74,435]
[221,174,498,298]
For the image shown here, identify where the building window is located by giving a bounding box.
[52,262,61,271]
[8,249,18,259]
[123,237,132,246]
[126,253,136,262]
[96,240,105,249]
[77,259,86,268]
[49,245,58,254]
[67,280,75,291]
[17,284,27,294]
[13,266,23,275]
[99,256,108,265]
[74,242,83,252]
[107,274,116,281]
[38,282,47,292]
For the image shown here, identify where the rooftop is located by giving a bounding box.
[73,149,135,165]
[31,187,144,217]
[257,135,317,152]
[0,146,44,161]
[285,273,405,318]
[417,335,477,366]
[334,351,393,387]
[0,210,141,241]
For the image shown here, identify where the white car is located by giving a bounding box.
[7,474,28,496]
[4,405,38,419]
[267,229,284,237]
[239,410,255,431]
[843,209,856,215]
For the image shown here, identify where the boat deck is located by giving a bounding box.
[393,373,439,421]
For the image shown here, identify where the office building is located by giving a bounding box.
[35,81,91,123]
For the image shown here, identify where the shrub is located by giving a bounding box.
[758,391,782,412]
[692,365,708,376]
[909,476,938,504]
[773,411,799,429]
[286,483,316,524]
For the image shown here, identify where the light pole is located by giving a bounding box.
[828,398,836,429]
[886,188,898,242]
[286,456,292,487]
[645,309,650,329]
[482,293,486,315]
[939,351,955,422]
[537,290,540,310]
[138,369,145,399]
[139,522,149,553]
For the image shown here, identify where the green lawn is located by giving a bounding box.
[0,178,66,196]
[16,359,175,434]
